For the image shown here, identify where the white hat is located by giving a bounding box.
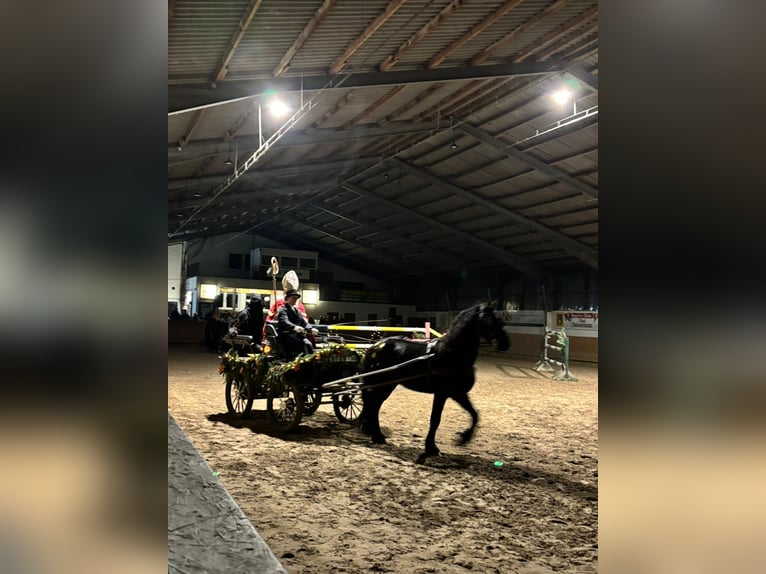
[281,270,299,291]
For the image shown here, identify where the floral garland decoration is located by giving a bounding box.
[218,348,240,375]
[219,344,363,391]
[263,344,363,388]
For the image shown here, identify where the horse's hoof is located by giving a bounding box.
[371,435,387,444]
[456,432,471,445]
[416,448,441,464]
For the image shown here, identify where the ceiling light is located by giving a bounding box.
[268,99,290,119]
[551,88,573,106]
[451,142,458,149]
[224,158,233,166]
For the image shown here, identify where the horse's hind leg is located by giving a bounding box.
[451,392,478,445]
[417,393,448,464]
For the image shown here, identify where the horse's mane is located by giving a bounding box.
[441,304,482,344]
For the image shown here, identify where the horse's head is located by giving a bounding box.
[477,303,510,352]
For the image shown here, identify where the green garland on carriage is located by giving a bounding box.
[262,344,363,387]
[218,343,363,393]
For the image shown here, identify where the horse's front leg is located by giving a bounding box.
[416,392,448,464]
[361,385,396,444]
[451,392,478,445]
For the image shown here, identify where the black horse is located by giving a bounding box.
[359,303,510,463]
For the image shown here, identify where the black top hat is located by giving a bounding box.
[284,289,301,299]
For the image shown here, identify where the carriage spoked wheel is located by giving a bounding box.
[332,389,363,425]
[266,377,304,432]
[302,387,322,415]
[225,373,254,418]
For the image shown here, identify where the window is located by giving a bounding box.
[199,284,217,300]
[220,293,236,309]
[244,254,251,270]
[261,255,272,266]
[302,289,318,304]
[299,257,316,269]
[281,256,298,267]
[229,253,242,269]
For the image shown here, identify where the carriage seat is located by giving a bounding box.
[264,321,290,358]
[265,320,312,361]
[222,333,262,356]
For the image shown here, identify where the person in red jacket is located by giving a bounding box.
[262,269,315,345]
[275,289,313,357]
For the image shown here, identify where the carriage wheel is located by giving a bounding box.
[225,373,253,417]
[267,377,303,432]
[333,390,363,425]
[302,387,322,415]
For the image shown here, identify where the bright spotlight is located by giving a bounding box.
[268,99,290,118]
[551,88,573,106]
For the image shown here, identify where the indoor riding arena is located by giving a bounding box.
[168,342,597,574]
[169,0,601,571]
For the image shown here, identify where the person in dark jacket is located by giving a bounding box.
[227,294,264,354]
[276,289,313,357]
[205,312,228,353]
[234,295,264,339]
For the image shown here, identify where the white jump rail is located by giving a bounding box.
[316,324,443,350]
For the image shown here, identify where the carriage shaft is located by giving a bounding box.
[320,354,432,392]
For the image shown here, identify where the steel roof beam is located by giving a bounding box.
[567,63,599,92]
[341,182,542,278]
[308,205,463,270]
[265,226,401,279]
[168,61,565,114]
[168,156,382,192]
[282,214,443,273]
[169,187,317,211]
[273,0,337,77]
[328,0,407,74]
[214,0,264,82]
[168,121,440,164]
[427,0,525,69]
[471,0,572,66]
[308,90,356,130]
[176,109,205,150]
[514,114,598,152]
[340,86,406,130]
[390,156,597,269]
[380,0,466,71]
[512,6,597,62]
[458,123,598,200]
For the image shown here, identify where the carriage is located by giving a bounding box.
[219,323,366,432]
[217,260,446,433]
[218,297,510,463]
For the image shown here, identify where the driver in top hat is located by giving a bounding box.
[276,289,314,357]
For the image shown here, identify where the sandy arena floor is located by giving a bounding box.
[168,343,598,574]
